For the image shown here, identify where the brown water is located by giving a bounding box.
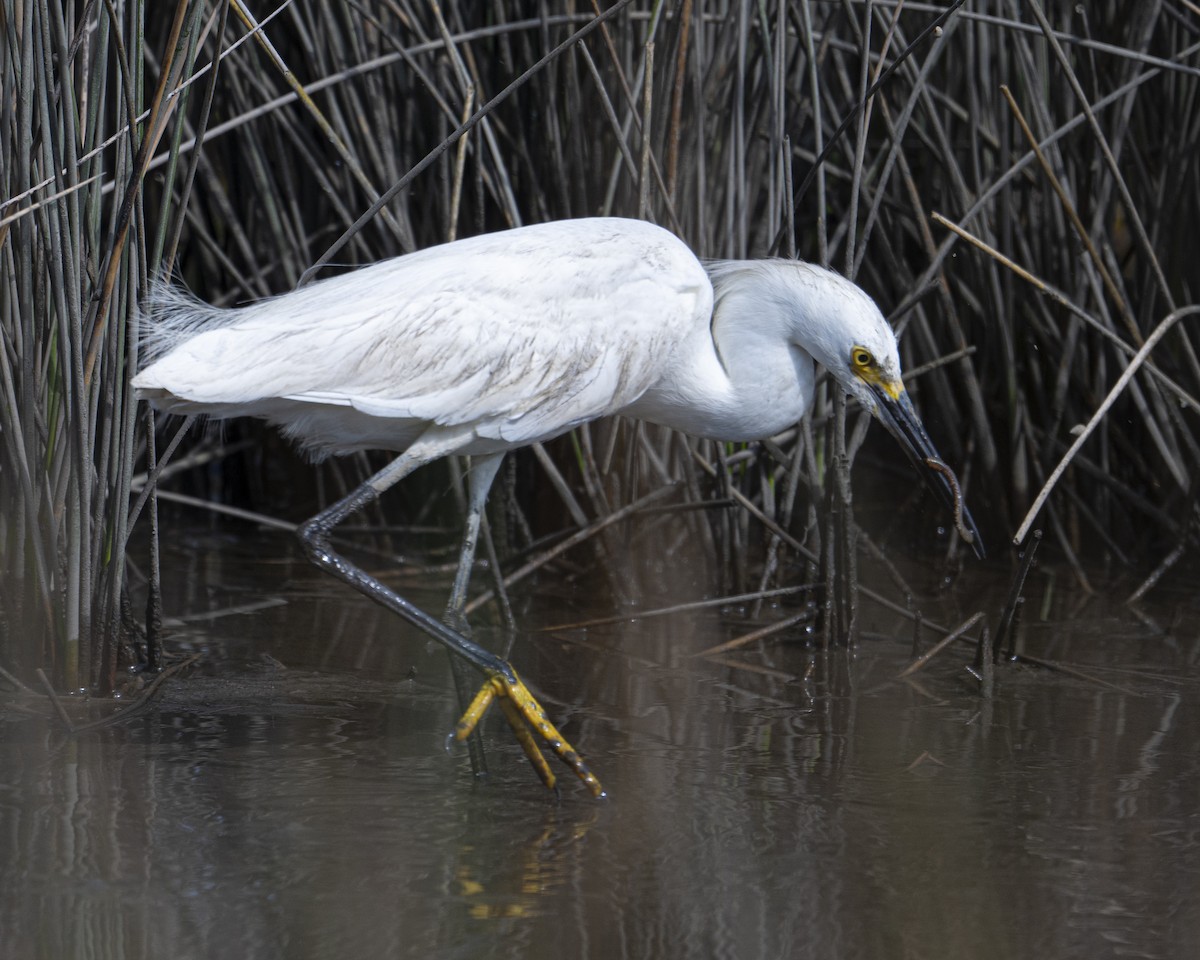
[3,526,1198,959]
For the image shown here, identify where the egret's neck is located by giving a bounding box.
[624,265,815,441]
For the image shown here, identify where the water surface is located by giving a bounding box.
[3,526,1197,959]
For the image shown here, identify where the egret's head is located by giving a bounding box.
[780,262,985,558]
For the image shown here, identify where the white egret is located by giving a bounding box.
[134,217,981,797]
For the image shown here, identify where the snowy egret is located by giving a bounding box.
[134,217,981,797]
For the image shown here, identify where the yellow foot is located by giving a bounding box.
[453,668,605,798]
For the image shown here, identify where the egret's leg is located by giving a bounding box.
[296,437,603,797]
[444,452,505,632]
[440,453,505,778]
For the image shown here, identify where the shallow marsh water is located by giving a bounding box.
[3,524,1199,959]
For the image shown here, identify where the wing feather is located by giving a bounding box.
[134,219,713,448]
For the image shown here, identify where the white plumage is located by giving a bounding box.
[137,219,710,455]
[134,218,905,456]
[134,216,980,797]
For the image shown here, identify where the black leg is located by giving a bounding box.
[297,474,515,680]
[295,444,604,797]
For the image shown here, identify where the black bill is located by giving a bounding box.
[872,385,985,559]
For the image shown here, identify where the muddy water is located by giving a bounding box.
[2,525,1199,959]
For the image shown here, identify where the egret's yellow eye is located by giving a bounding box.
[852,347,874,369]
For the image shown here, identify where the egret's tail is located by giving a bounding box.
[137,281,240,365]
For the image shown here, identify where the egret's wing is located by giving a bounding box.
[135,220,713,445]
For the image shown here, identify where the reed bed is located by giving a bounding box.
[3,1,1198,690]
